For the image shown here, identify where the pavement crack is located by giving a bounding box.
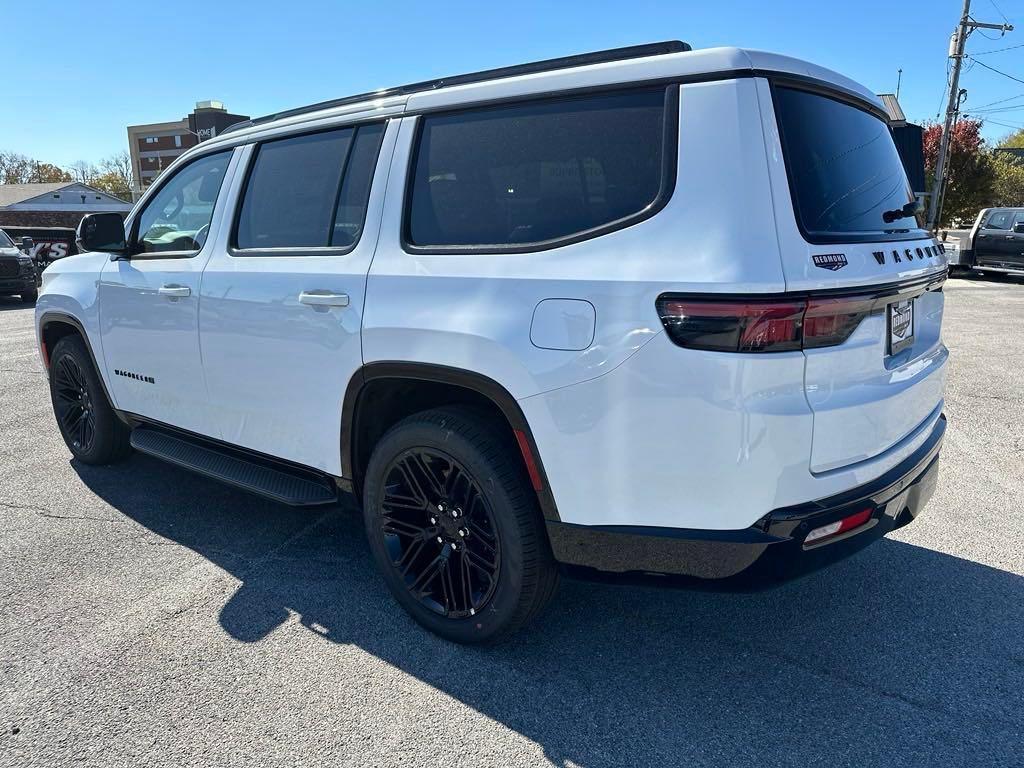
[0,501,118,524]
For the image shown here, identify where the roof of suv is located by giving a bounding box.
[198,42,881,154]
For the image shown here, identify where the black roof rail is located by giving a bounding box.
[221,40,690,136]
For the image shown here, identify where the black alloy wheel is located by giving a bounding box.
[363,407,558,643]
[379,448,501,619]
[48,335,131,465]
[53,353,97,454]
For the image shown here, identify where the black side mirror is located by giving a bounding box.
[77,213,128,257]
[19,236,34,253]
[1014,223,1024,234]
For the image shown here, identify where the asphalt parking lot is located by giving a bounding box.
[1,274,1022,768]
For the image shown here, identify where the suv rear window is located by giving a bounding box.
[406,88,673,250]
[774,86,923,242]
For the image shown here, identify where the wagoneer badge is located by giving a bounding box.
[812,253,848,271]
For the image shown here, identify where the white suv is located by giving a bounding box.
[36,42,948,643]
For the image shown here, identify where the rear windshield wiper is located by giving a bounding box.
[882,201,922,224]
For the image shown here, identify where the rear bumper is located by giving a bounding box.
[547,412,945,590]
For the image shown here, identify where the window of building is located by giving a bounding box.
[135,151,231,254]
[405,88,672,249]
[235,123,385,251]
[175,135,182,148]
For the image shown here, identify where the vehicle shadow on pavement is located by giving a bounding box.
[73,454,1022,767]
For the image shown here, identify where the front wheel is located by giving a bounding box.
[363,407,558,643]
[48,335,131,465]
[20,289,37,303]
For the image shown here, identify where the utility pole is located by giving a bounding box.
[927,0,1013,231]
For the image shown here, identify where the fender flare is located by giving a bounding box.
[341,361,561,521]
[38,311,118,409]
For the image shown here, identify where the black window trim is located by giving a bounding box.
[400,84,680,255]
[228,120,389,258]
[127,147,236,261]
[769,78,927,246]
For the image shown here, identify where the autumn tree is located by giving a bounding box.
[93,152,134,200]
[28,163,72,183]
[923,119,995,226]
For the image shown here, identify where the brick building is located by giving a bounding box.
[127,101,248,197]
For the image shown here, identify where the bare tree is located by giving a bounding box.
[98,151,134,191]
[67,160,98,184]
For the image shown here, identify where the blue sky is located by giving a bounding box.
[3,0,1024,167]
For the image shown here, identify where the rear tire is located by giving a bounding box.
[363,407,558,643]
[48,335,131,465]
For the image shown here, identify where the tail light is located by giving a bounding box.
[657,295,875,353]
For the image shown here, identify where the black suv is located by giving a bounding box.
[0,229,37,303]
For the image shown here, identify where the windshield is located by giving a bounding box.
[774,86,923,242]
[0,230,14,248]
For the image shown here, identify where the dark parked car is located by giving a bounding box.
[950,208,1024,276]
[0,229,37,303]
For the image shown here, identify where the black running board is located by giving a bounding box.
[130,425,338,507]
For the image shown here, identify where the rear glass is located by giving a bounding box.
[774,86,922,241]
[406,89,668,248]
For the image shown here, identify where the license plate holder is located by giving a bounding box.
[888,299,915,355]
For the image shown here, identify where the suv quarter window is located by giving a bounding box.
[404,87,677,252]
[233,122,386,253]
[133,150,232,256]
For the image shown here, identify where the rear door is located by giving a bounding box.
[1003,211,1024,270]
[975,209,1013,266]
[760,80,948,473]
[198,118,393,475]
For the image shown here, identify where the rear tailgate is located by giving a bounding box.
[759,77,949,472]
[802,265,948,472]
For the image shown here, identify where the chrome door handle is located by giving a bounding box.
[158,284,191,298]
[299,290,349,307]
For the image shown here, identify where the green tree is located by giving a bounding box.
[90,171,132,202]
[997,128,1024,149]
[990,152,1024,207]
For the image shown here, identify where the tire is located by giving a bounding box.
[48,335,131,465]
[363,407,558,643]
[20,289,37,303]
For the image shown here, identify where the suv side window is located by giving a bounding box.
[983,210,1013,230]
[135,151,232,255]
[405,88,675,250]
[234,122,385,251]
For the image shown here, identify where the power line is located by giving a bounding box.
[967,56,1024,85]
[971,41,1024,54]
[971,91,1024,109]
[987,0,1011,24]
